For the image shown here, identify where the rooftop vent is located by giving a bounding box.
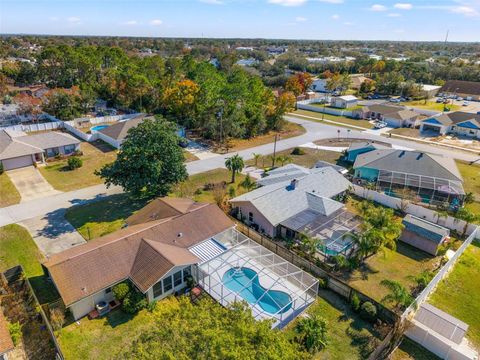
[398,151,406,158]
[416,153,424,160]
[289,179,298,190]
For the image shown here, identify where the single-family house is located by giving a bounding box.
[310,78,328,93]
[420,84,441,99]
[420,111,480,139]
[350,75,371,90]
[353,104,420,128]
[313,160,348,174]
[0,312,14,360]
[43,199,234,320]
[230,166,352,238]
[440,80,480,101]
[96,114,147,148]
[353,149,465,206]
[400,214,449,255]
[345,141,391,163]
[0,129,80,170]
[330,95,358,109]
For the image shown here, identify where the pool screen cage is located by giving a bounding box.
[375,169,465,206]
[195,228,319,328]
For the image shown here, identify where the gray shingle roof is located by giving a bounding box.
[353,149,463,182]
[98,115,147,141]
[402,214,449,244]
[231,166,351,226]
[422,111,480,127]
[347,141,390,152]
[0,130,42,160]
[17,132,80,149]
[257,164,311,187]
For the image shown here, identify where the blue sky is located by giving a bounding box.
[1,0,479,41]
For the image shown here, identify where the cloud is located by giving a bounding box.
[295,16,307,21]
[449,5,479,16]
[394,3,412,10]
[318,0,344,3]
[370,4,387,11]
[150,19,163,25]
[387,12,401,17]
[268,0,307,6]
[332,14,340,19]
[124,20,138,25]
[67,16,81,23]
[199,0,223,4]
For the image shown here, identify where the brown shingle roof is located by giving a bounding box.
[441,80,480,96]
[44,202,233,306]
[0,312,14,355]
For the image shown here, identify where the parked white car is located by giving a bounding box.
[463,101,469,106]
[375,121,387,129]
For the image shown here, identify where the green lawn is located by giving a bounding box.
[429,241,480,348]
[57,308,155,360]
[391,337,440,360]
[0,224,59,304]
[402,100,460,112]
[0,172,21,207]
[290,109,374,129]
[39,140,118,192]
[456,161,480,216]
[65,193,149,240]
[343,242,440,308]
[245,147,342,169]
[286,290,385,360]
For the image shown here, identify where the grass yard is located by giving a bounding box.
[391,337,440,360]
[245,147,342,169]
[212,122,305,153]
[290,109,374,129]
[402,100,460,112]
[0,172,21,207]
[57,308,155,360]
[456,161,480,216]
[429,241,480,349]
[39,140,117,192]
[65,193,148,240]
[343,242,440,308]
[0,224,59,304]
[388,128,422,138]
[286,290,386,360]
[183,150,199,162]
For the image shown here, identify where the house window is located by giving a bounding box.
[105,287,112,294]
[64,144,76,154]
[46,148,59,158]
[248,212,254,223]
[183,267,191,281]
[173,270,182,287]
[163,276,173,292]
[153,281,163,298]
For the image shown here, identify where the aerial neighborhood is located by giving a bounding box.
[0,20,480,360]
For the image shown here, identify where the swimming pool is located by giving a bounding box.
[90,125,109,132]
[222,267,292,314]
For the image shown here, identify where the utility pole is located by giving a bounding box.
[272,134,278,168]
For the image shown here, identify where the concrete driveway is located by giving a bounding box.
[7,167,61,202]
[20,210,86,256]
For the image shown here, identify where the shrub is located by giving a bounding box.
[0,161,3,174]
[67,156,83,170]
[295,314,328,352]
[351,292,361,312]
[50,307,65,331]
[122,289,148,314]
[317,277,328,289]
[228,186,236,198]
[113,282,130,301]
[291,147,305,155]
[8,321,22,346]
[360,301,377,321]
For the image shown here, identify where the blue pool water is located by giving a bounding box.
[222,267,292,314]
[91,125,109,131]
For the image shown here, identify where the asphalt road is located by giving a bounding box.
[1,116,478,228]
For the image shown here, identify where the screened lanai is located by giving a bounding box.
[375,169,465,206]
[194,228,319,329]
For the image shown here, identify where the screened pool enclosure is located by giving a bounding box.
[194,228,319,329]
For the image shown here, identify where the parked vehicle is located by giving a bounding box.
[374,121,387,129]
[466,96,473,101]
[463,101,469,106]
[436,98,444,103]
[456,96,464,101]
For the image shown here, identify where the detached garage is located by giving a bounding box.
[400,214,450,255]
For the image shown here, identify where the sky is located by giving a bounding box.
[1,0,479,42]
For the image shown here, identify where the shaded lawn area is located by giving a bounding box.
[245,147,342,169]
[429,241,480,349]
[39,140,118,192]
[212,122,305,153]
[286,290,386,360]
[290,109,374,129]
[391,337,441,360]
[342,242,440,309]
[0,224,59,304]
[57,308,155,360]
[402,100,460,112]
[65,193,149,240]
[456,161,480,217]
[0,172,21,207]
[183,150,199,162]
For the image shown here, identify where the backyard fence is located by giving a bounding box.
[234,221,399,325]
[352,185,478,236]
[297,99,354,117]
[1,266,64,360]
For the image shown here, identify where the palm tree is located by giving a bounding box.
[454,207,479,237]
[350,230,376,262]
[252,153,261,168]
[380,279,414,310]
[225,154,244,184]
[239,174,256,191]
[277,154,292,167]
[295,314,328,353]
[464,192,475,204]
[298,233,319,258]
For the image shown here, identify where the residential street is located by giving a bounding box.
[1,116,479,229]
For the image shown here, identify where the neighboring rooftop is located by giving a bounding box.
[347,141,391,152]
[423,112,480,128]
[98,114,147,140]
[441,80,480,96]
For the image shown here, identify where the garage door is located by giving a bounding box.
[422,125,441,134]
[1,155,34,170]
